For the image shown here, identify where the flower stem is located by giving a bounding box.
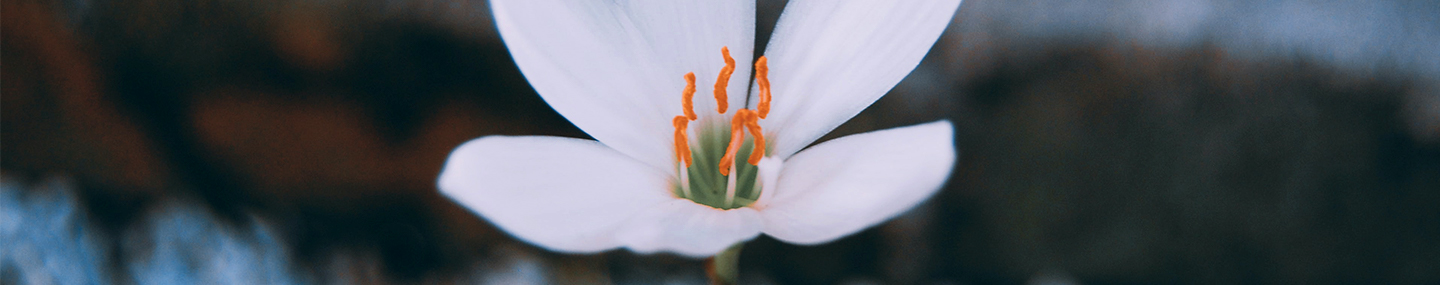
[704,243,744,285]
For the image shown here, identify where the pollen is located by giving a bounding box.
[681,72,697,120]
[713,46,736,114]
[717,109,752,176]
[755,56,772,119]
[669,47,777,208]
[672,47,774,176]
[744,115,765,165]
[673,115,692,167]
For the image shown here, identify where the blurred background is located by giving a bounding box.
[4,0,1439,283]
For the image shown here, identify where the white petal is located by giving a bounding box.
[758,120,956,244]
[492,0,755,170]
[750,0,962,158]
[615,200,763,257]
[437,135,674,253]
[750,156,784,209]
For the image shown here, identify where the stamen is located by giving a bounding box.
[744,115,765,165]
[717,109,752,176]
[672,116,692,167]
[682,72,697,120]
[724,161,738,207]
[679,163,692,199]
[713,46,735,114]
[755,56,772,119]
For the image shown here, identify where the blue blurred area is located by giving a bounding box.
[2,176,299,285]
[2,176,108,285]
[1,174,563,284]
[949,0,1440,76]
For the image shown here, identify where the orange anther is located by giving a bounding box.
[755,56,772,119]
[717,109,753,176]
[672,116,692,167]
[744,115,765,165]
[713,47,735,114]
[681,72,697,120]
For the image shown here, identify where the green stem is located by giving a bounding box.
[705,243,744,285]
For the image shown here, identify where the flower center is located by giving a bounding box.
[671,47,773,210]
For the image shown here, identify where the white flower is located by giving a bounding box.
[439,0,961,257]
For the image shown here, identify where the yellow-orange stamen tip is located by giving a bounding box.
[672,116,692,167]
[717,109,753,176]
[755,56,772,119]
[744,114,766,165]
[713,46,735,114]
[682,72,697,120]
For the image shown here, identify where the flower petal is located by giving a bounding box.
[492,0,755,170]
[437,135,674,253]
[750,0,962,158]
[750,156,784,209]
[758,120,956,244]
[615,200,763,257]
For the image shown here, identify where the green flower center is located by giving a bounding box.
[674,124,764,210]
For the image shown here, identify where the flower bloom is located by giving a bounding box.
[439,0,961,257]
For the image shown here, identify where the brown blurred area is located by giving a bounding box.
[4,0,576,280]
[4,0,1440,284]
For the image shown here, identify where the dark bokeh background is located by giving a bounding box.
[4,0,1438,284]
